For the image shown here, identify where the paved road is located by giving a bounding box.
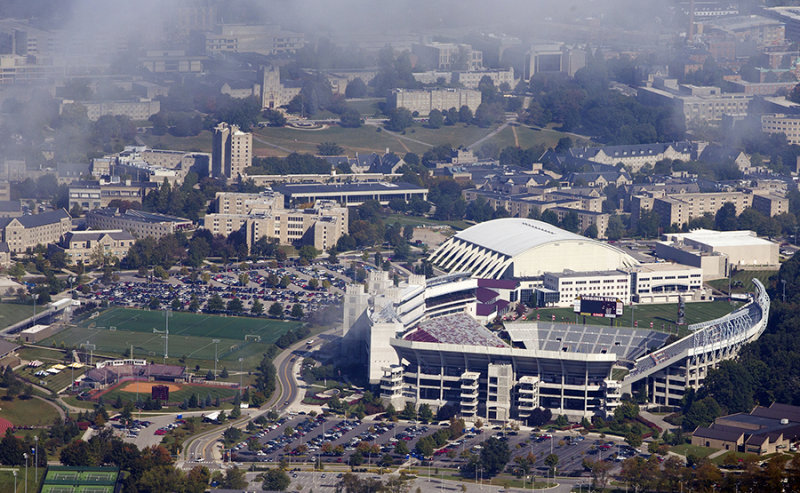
[242,470,592,493]
[181,327,337,464]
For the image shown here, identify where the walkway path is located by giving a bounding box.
[467,121,509,150]
[640,410,675,432]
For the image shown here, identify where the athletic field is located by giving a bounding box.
[528,300,742,336]
[41,308,301,365]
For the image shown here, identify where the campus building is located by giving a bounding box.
[656,229,780,279]
[86,208,194,240]
[273,182,428,207]
[54,229,136,264]
[412,42,483,71]
[212,122,252,179]
[391,88,481,117]
[692,403,800,455]
[68,179,158,210]
[0,209,72,253]
[204,199,347,252]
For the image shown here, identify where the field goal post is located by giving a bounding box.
[244,334,261,343]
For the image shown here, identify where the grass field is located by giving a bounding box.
[16,346,69,364]
[139,130,213,153]
[527,300,742,336]
[41,308,301,366]
[18,365,85,393]
[384,213,471,231]
[707,270,777,294]
[0,389,61,426]
[0,302,37,330]
[98,381,239,407]
[0,467,42,493]
[670,443,718,458]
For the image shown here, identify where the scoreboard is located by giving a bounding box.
[573,296,624,319]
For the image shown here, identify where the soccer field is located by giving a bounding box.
[77,307,301,342]
[529,300,742,335]
[41,308,302,365]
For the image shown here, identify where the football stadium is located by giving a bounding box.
[341,218,772,420]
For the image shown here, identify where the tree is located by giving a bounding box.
[480,437,511,477]
[340,108,363,128]
[222,466,248,489]
[290,304,304,319]
[251,298,264,315]
[427,109,444,129]
[269,302,284,318]
[714,202,738,231]
[345,78,368,98]
[386,108,413,131]
[226,298,244,313]
[418,404,434,423]
[317,142,344,156]
[60,439,91,466]
[206,294,224,312]
[399,402,416,420]
[544,453,559,474]
[298,245,320,262]
[262,468,291,491]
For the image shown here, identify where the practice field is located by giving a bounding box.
[41,308,301,365]
[97,381,239,406]
[528,300,742,336]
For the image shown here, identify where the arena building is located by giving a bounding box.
[429,218,639,280]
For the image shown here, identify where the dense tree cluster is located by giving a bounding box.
[521,55,685,144]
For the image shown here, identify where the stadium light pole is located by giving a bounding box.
[213,339,221,378]
[238,357,244,390]
[34,435,38,479]
[23,452,27,493]
[12,469,16,492]
[782,279,787,303]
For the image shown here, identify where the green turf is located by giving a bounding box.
[2,467,43,493]
[707,270,777,294]
[138,130,213,153]
[528,300,741,335]
[19,365,85,393]
[77,307,300,342]
[42,308,300,365]
[670,443,718,458]
[0,389,61,426]
[99,382,239,407]
[0,302,38,330]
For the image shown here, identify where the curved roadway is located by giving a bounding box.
[181,329,335,465]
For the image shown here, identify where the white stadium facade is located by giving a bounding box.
[340,218,772,421]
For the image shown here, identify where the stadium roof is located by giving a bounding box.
[452,218,585,257]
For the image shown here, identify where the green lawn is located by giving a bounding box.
[0,389,61,426]
[707,270,777,294]
[99,382,239,407]
[253,125,411,156]
[18,365,85,393]
[139,130,213,153]
[76,307,300,342]
[0,466,43,493]
[670,443,718,458]
[16,346,69,363]
[528,300,741,336]
[0,302,38,330]
[42,308,300,366]
[384,213,471,231]
[346,98,383,116]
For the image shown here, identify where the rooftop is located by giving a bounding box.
[452,218,588,258]
[274,182,427,195]
[669,229,776,248]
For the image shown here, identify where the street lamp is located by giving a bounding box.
[12,470,16,492]
[34,435,38,479]
[213,339,221,377]
[23,452,27,493]
[782,279,787,303]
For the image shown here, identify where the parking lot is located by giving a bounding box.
[79,262,351,317]
[225,414,642,479]
[230,414,447,465]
